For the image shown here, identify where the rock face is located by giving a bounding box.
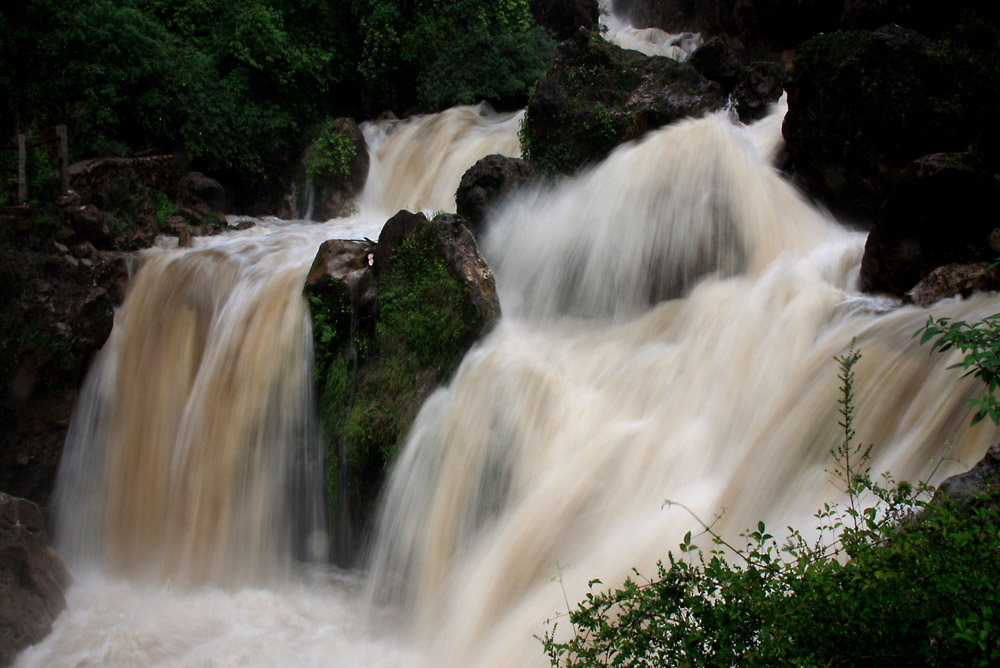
[0,492,70,667]
[783,26,1000,222]
[306,211,500,564]
[0,208,115,508]
[858,152,1000,297]
[455,154,539,232]
[687,37,786,122]
[68,155,230,250]
[280,118,369,221]
[522,28,727,174]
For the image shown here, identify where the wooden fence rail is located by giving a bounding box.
[0,125,69,205]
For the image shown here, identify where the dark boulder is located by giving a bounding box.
[177,171,227,216]
[859,152,1000,297]
[783,26,1000,222]
[688,38,786,122]
[0,492,70,667]
[933,444,1000,509]
[731,61,785,122]
[307,212,500,565]
[531,0,600,41]
[522,28,726,174]
[908,262,1000,307]
[456,154,539,232]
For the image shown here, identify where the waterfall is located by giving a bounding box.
[362,104,999,668]
[20,96,1000,668]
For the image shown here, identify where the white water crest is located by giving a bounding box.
[359,103,523,218]
[599,0,701,59]
[22,97,1000,668]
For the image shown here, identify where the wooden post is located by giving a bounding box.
[17,133,27,205]
[56,125,69,195]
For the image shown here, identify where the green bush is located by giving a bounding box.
[306,120,357,181]
[542,344,1000,668]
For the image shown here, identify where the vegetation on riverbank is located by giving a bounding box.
[1,0,555,200]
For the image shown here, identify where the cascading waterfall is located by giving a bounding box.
[362,105,999,668]
[17,99,999,668]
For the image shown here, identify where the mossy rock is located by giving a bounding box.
[306,212,499,564]
[521,28,725,175]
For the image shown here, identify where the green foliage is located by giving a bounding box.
[542,345,1000,668]
[154,190,174,225]
[918,313,1000,426]
[306,120,357,182]
[352,0,556,110]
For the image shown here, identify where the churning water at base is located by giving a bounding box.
[20,100,999,668]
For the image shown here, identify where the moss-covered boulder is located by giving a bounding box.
[521,28,726,175]
[306,211,500,564]
[783,25,1000,221]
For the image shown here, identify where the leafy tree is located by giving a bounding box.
[352,0,556,111]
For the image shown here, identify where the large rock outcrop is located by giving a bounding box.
[858,152,1000,297]
[306,211,500,564]
[0,207,115,508]
[522,28,727,174]
[782,25,1000,222]
[0,492,70,667]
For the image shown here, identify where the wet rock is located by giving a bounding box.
[859,152,1000,297]
[688,38,785,122]
[0,492,70,667]
[731,61,785,122]
[908,262,1000,307]
[307,211,500,565]
[522,27,725,174]
[783,26,1000,222]
[687,37,744,87]
[456,154,539,232]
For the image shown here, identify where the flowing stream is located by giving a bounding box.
[17,95,1000,668]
